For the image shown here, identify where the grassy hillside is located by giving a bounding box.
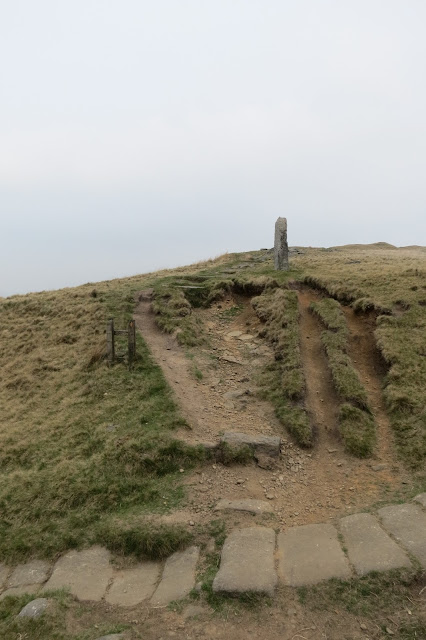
[0,244,425,562]
[297,245,426,468]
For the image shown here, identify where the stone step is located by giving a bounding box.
[340,513,411,576]
[213,527,277,596]
[220,432,281,458]
[277,523,351,586]
[2,499,426,606]
[151,546,199,606]
[43,546,113,601]
[105,562,161,607]
[378,503,426,568]
[214,498,274,515]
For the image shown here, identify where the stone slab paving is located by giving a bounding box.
[413,493,426,508]
[214,498,273,514]
[0,584,41,601]
[0,497,425,607]
[213,527,277,596]
[106,562,161,607]
[378,503,426,568]
[7,560,50,588]
[340,513,411,576]
[151,546,199,606]
[278,523,351,586]
[43,546,113,601]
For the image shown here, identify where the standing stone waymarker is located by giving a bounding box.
[274,217,289,271]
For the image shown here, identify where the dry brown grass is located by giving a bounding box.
[295,245,426,469]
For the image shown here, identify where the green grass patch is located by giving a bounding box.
[95,520,193,560]
[253,289,313,447]
[297,568,426,637]
[309,297,375,456]
[0,275,208,563]
[338,403,376,457]
[0,589,128,639]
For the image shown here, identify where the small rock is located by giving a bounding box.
[95,635,126,640]
[360,623,367,630]
[266,492,275,500]
[18,598,49,619]
[179,468,184,473]
[371,464,387,472]
[385,627,394,635]
[189,521,195,526]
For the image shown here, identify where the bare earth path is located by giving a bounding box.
[135,290,406,531]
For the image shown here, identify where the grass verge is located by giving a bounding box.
[0,275,207,563]
[252,288,313,447]
[297,245,426,470]
[298,568,426,639]
[310,297,375,456]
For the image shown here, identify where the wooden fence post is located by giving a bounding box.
[106,318,115,366]
[128,319,136,370]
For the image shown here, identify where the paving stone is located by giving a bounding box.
[221,432,281,458]
[0,564,11,589]
[214,499,273,515]
[106,562,160,606]
[278,523,351,586]
[378,503,426,568]
[18,597,49,618]
[413,493,426,508]
[43,546,113,601]
[8,560,50,588]
[0,584,41,601]
[340,513,411,576]
[151,546,199,606]
[213,527,277,596]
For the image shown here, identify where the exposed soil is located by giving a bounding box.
[64,585,424,640]
[135,289,407,533]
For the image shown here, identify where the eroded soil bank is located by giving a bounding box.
[135,289,406,531]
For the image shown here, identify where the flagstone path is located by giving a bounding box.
[1,494,425,608]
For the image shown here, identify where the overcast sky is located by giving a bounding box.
[1,1,425,296]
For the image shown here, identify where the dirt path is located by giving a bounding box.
[135,289,406,532]
[297,289,341,447]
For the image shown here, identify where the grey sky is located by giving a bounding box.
[1,1,425,296]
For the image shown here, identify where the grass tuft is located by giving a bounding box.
[309,297,375,456]
[252,289,313,447]
[96,520,193,560]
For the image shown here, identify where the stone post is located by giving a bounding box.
[274,217,289,270]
